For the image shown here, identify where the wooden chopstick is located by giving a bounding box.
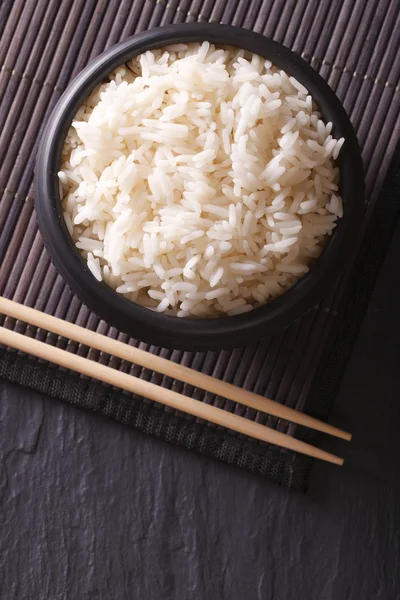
[0,296,351,441]
[0,325,343,465]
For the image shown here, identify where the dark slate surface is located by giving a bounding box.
[1,223,400,600]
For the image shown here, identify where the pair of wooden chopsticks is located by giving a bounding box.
[0,296,350,465]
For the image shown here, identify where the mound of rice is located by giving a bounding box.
[59,42,344,318]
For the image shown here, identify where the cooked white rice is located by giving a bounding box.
[59,42,344,318]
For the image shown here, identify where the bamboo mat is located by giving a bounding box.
[1,0,400,489]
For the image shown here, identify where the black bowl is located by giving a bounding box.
[35,23,364,351]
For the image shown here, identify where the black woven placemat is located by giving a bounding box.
[1,0,400,490]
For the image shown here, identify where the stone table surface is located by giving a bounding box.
[1,224,400,600]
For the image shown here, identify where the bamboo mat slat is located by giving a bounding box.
[1,0,400,488]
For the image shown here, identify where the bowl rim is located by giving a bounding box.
[34,23,364,350]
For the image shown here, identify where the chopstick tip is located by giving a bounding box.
[334,428,352,442]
